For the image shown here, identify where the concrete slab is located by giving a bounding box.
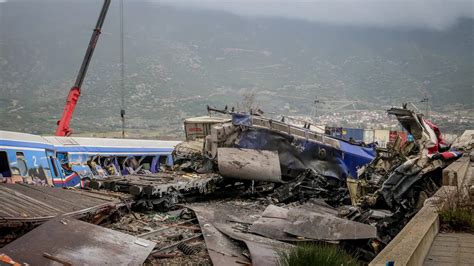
[442,156,470,187]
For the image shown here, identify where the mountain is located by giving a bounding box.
[0,0,472,136]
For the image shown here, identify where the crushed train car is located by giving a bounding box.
[202,112,376,183]
[348,107,464,243]
[0,130,180,187]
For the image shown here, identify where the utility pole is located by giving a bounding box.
[310,97,322,122]
[120,0,126,138]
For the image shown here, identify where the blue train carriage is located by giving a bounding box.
[44,136,181,185]
[0,130,65,186]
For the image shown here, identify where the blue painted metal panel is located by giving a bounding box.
[0,131,178,187]
[338,140,376,178]
[234,126,375,181]
[54,145,174,154]
[0,147,54,184]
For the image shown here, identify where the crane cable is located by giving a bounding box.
[120,0,126,138]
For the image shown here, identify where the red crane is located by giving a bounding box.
[55,0,111,136]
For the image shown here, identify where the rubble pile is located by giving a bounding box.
[0,183,132,248]
[346,107,464,243]
[1,106,469,265]
[86,172,221,210]
[105,107,466,264]
[271,169,349,205]
[106,209,211,264]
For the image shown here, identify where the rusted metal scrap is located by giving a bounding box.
[0,218,155,265]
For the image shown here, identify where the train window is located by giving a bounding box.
[159,156,167,165]
[142,163,151,171]
[0,151,11,177]
[140,156,153,171]
[15,152,28,176]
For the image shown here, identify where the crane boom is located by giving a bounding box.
[55,0,111,136]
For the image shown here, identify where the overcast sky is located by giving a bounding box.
[153,0,474,30]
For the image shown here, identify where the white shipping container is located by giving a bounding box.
[184,116,231,141]
[374,129,390,148]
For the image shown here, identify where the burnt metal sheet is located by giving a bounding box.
[186,205,250,266]
[214,222,292,266]
[0,183,128,225]
[261,204,289,219]
[251,204,376,242]
[250,216,297,241]
[284,208,377,240]
[0,218,155,265]
[297,200,340,216]
[217,148,282,183]
[251,204,338,242]
[250,205,297,241]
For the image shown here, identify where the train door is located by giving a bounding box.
[0,151,11,179]
[46,150,63,186]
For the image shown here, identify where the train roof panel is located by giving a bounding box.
[0,130,54,149]
[43,136,181,154]
[0,131,181,155]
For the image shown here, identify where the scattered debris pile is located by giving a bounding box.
[85,107,466,264]
[271,169,349,205]
[86,172,221,210]
[107,209,209,264]
[348,107,464,243]
[0,183,131,247]
[1,107,469,265]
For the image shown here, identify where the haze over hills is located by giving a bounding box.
[0,1,473,136]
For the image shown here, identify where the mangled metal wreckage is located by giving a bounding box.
[77,106,463,264]
[346,107,463,243]
[206,112,376,182]
[2,106,463,265]
[171,106,463,264]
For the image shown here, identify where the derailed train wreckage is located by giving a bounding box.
[2,106,464,265]
[186,106,460,260]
